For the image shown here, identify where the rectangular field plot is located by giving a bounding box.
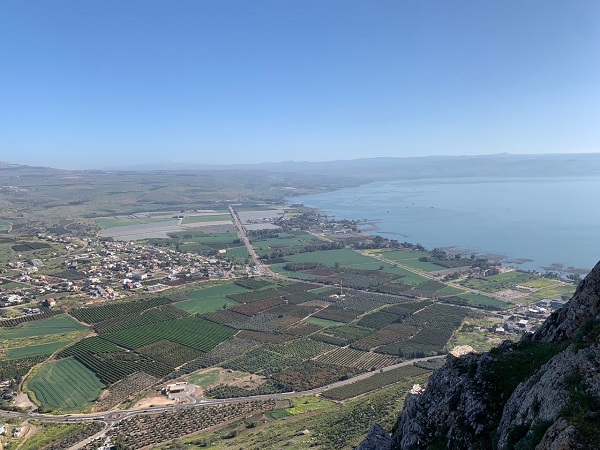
[227,287,284,303]
[137,340,205,368]
[269,264,322,280]
[519,278,562,288]
[460,293,512,309]
[6,341,68,359]
[283,249,378,267]
[380,250,432,261]
[322,364,431,401]
[234,278,276,290]
[316,347,402,370]
[0,315,86,339]
[252,233,325,257]
[352,323,420,351]
[101,317,235,352]
[382,252,445,272]
[176,296,240,315]
[70,297,172,324]
[460,270,537,292]
[181,214,232,224]
[268,339,338,360]
[312,306,357,323]
[28,358,105,411]
[305,317,345,327]
[175,283,248,314]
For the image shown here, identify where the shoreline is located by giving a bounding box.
[286,180,596,276]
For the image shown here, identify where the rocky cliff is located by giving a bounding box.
[357,261,600,450]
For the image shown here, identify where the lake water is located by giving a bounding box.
[292,177,600,273]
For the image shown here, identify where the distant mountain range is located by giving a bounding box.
[105,153,600,182]
[3,153,600,183]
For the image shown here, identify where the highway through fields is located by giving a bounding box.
[229,205,275,277]
[0,354,446,432]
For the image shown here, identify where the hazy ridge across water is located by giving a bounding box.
[293,176,600,273]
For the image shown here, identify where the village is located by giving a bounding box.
[0,231,246,315]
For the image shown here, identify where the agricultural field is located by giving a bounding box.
[95,216,176,229]
[104,400,277,449]
[0,315,88,353]
[27,358,105,411]
[181,214,232,224]
[322,364,431,401]
[18,422,104,450]
[316,347,402,370]
[95,372,158,411]
[188,368,220,387]
[379,249,432,261]
[519,283,575,303]
[5,340,68,359]
[252,232,325,257]
[185,373,432,450]
[305,317,345,327]
[0,220,10,232]
[460,270,537,292]
[519,277,563,289]
[69,297,172,324]
[101,316,236,352]
[9,263,486,416]
[174,282,248,314]
[460,293,512,309]
[282,248,381,267]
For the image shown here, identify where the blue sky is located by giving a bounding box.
[1,0,599,169]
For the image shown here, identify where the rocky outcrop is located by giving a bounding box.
[356,261,600,450]
[354,424,393,450]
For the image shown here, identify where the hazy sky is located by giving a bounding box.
[1,1,599,169]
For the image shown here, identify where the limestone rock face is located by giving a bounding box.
[354,424,393,450]
[356,261,600,450]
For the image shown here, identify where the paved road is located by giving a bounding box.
[229,205,274,277]
[0,354,446,428]
[367,251,514,306]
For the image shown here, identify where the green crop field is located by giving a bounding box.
[270,264,321,279]
[380,250,432,261]
[380,266,429,285]
[305,317,345,327]
[28,358,105,411]
[0,315,86,339]
[283,249,377,267]
[223,246,249,258]
[101,316,236,352]
[181,214,232,224]
[460,293,512,309]
[437,285,466,296]
[188,368,220,387]
[6,340,68,359]
[461,270,537,292]
[0,279,28,289]
[176,296,240,314]
[486,271,537,283]
[396,259,447,272]
[521,284,575,303]
[520,278,562,288]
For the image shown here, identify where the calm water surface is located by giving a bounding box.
[292,177,600,272]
